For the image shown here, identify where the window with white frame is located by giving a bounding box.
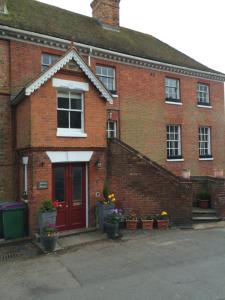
[199,127,212,158]
[96,65,116,92]
[167,125,182,159]
[107,121,117,138]
[57,91,84,132]
[41,53,60,71]
[197,83,210,105]
[165,78,180,102]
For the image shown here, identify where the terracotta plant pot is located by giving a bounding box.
[157,220,169,230]
[142,220,154,230]
[126,220,138,230]
[198,200,210,209]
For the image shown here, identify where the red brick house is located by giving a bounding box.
[0,0,225,233]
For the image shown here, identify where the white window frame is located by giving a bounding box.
[41,53,60,71]
[165,78,180,102]
[167,125,182,159]
[197,83,210,105]
[107,121,117,138]
[199,127,212,158]
[57,91,87,138]
[96,65,116,92]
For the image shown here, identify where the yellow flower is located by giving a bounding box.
[111,198,116,202]
[108,195,112,199]
[111,194,115,197]
[161,211,168,216]
[103,201,108,205]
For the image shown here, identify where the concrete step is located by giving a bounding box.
[192,208,216,214]
[192,216,221,223]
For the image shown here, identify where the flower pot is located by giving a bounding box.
[157,220,169,230]
[41,234,58,252]
[104,222,119,239]
[142,220,154,230]
[198,200,210,209]
[38,211,57,233]
[96,203,115,232]
[126,220,138,230]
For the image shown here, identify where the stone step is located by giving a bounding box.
[192,208,218,218]
[192,216,221,223]
[192,208,216,214]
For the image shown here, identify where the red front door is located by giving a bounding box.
[53,164,86,231]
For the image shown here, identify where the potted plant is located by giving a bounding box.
[156,211,169,229]
[40,224,58,252]
[141,215,154,230]
[198,191,211,209]
[126,212,138,230]
[38,199,59,233]
[104,209,122,239]
[95,181,116,232]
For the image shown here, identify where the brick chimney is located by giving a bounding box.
[0,0,7,14]
[91,0,121,27]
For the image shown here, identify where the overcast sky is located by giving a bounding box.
[37,0,225,74]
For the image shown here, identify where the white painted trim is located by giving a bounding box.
[197,105,212,109]
[24,48,113,104]
[167,159,184,162]
[57,128,87,138]
[165,101,182,106]
[52,78,89,91]
[112,94,119,98]
[85,164,89,228]
[1,25,224,82]
[46,151,93,163]
[199,157,214,161]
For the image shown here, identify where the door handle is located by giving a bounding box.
[58,204,62,208]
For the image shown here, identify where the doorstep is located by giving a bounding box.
[193,220,225,230]
[35,229,108,254]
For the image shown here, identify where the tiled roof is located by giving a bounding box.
[0,0,222,74]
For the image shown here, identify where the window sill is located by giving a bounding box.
[167,158,184,162]
[199,157,214,161]
[112,94,118,98]
[197,104,212,109]
[57,128,87,138]
[165,101,182,106]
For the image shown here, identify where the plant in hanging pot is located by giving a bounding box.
[141,215,154,230]
[126,212,138,230]
[38,199,59,233]
[156,211,169,229]
[198,191,211,209]
[104,209,123,239]
[40,224,58,252]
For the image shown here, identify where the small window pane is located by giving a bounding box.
[54,167,65,202]
[58,97,69,109]
[72,167,82,203]
[71,98,82,110]
[70,111,81,129]
[57,111,69,128]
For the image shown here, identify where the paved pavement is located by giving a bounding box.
[1,228,225,300]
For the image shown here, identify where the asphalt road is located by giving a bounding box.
[1,228,225,300]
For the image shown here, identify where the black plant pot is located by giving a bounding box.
[104,222,119,239]
[41,235,58,252]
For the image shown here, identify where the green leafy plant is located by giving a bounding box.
[42,224,57,237]
[141,215,154,220]
[39,200,59,213]
[198,191,211,201]
[103,181,110,200]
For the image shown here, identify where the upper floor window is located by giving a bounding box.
[96,65,116,92]
[167,125,182,159]
[165,78,180,102]
[197,83,210,105]
[41,53,60,71]
[199,127,212,158]
[107,121,117,138]
[57,91,85,137]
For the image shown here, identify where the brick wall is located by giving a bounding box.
[107,139,193,226]
[0,40,15,200]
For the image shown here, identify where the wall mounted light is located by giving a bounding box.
[95,159,102,169]
[182,168,190,180]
